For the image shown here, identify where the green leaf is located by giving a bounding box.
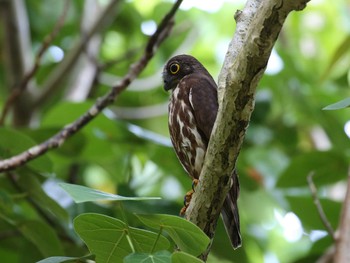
[123,251,171,263]
[17,174,69,222]
[0,127,52,173]
[276,151,348,188]
[36,255,94,263]
[171,251,204,263]
[323,97,350,110]
[59,183,161,203]
[74,213,170,263]
[18,220,64,257]
[136,214,210,256]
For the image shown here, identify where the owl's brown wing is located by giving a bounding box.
[188,74,218,141]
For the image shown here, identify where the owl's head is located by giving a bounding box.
[163,54,207,91]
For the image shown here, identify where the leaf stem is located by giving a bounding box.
[150,226,163,254]
[126,231,135,253]
[118,202,136,253]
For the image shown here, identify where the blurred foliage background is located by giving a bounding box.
[0,0,350,262]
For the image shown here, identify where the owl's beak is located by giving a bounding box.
[163,74,173,91]
[163,80,172,91]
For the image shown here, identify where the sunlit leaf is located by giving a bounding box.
[136,214,210,256]
[124,251,171,263]
[59,183,160,203]
[74,213,170,263]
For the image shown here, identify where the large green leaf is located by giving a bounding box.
[59,183,161,203]
[123,251,171,263]
[74,213,170,263]
[136,214,210,256]
[276,151,348,188]
[18,220,64,257]
[0,128,52,173]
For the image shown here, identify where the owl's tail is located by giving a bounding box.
[221,171,242,249]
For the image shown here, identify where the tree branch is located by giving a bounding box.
[334,168,350,263]
[185,0,311,259]
[0,0,183,173]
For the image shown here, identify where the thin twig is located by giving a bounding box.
[0,0,183,173]
[0,0,70,125]
[307,172,336,240]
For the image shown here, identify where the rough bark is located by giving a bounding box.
[185,0,311,260]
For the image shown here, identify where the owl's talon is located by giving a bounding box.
[180,189,194,215]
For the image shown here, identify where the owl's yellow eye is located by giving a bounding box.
[169,63,180,74]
